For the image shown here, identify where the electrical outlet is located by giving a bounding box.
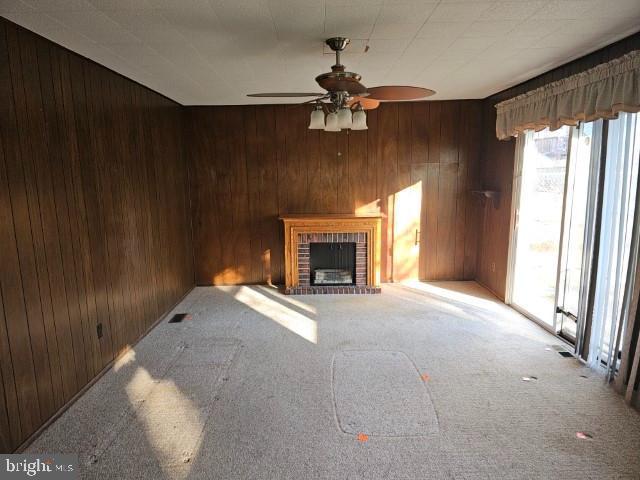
[491,262,496,273]
[97,323,103,339]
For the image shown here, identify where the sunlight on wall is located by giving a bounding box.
[113,349,136,372]
[234,286,318,344]
[126,367,203,479]
[391,182,422,281]
[262,249,272,285]
[355,199,381,214]
[213,266,247,285]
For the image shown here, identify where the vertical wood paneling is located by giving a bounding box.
[0,309,11,451]
[187,100,483,285]
[243,106,263,283]
[140,91,165,320]
[422,103,441,280]
[435,103,459,279]
[377,103,399,281]
[255,106,281,284]
[67,53,108,377]
[35,35,80,404]
[319,130,339,214]
[131,87,156,328]
[1,23,45,436]
[397,103,413,189]
[463,102,481,280]
[7,23,59,423]
[348,129,373,213]
[0,132,24,448]
[436,163,458,278]
[409,101,429,269]
[84,59,124,363]
[0,18,193,451]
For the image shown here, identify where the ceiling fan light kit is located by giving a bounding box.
[247,37,435,133]
[351,108,368,130]
[325,112,341,132]
[308,104,325,129]
[337,106,353,129]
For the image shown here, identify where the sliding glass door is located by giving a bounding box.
[509,123,602,335]
[555,122,601,341]
[510,127,571,327]
[509,114,640,354]
[587,113,640,367]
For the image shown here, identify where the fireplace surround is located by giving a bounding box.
[280,214,382,294]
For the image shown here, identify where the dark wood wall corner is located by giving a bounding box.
[475,100,515,300]
[180,107,197,287]
[0,18,194,451]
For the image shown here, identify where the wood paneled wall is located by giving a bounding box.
[0,19,193,451]
[474,103,515,300]
[186,101,483,286]
[475,32,640,300]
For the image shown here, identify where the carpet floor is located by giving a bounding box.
[27,281,640,479]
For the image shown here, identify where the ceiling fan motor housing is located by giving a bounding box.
[315,71,366,95]
[316,37,368,96]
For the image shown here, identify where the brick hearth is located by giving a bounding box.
[288,232,380,295]
[280,214,382,295]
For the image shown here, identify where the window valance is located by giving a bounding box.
[495,50,640,140]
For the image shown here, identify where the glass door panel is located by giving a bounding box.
[511,126,571,326]
[555,121,600,342]
[588,112,640,367]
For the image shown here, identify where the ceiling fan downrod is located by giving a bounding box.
[325,36,350,70]
[315,37,366,95]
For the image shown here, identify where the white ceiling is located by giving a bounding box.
[2,0,639,105]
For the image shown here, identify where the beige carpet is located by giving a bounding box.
[332,350,439,436]
[27,281,640,479]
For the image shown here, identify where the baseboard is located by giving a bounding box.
[14,285,196,453]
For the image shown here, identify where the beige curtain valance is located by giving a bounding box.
[495,50,640,140]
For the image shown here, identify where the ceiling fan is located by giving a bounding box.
[247,37,435,132]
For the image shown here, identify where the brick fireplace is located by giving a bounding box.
[280,214,382,295]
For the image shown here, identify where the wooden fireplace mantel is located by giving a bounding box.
[280,214,382,291]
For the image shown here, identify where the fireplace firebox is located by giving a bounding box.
[310,242,356,285]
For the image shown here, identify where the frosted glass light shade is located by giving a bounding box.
[308,108,325,129]
[325,112,341,132]
[337,107,352,129]
[351,109,367,130]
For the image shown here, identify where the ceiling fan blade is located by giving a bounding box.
[366,86,435,101]
[247,92,325,98]
[286,95,331,109]
[347,96,380,110]
[299,95,330,105]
